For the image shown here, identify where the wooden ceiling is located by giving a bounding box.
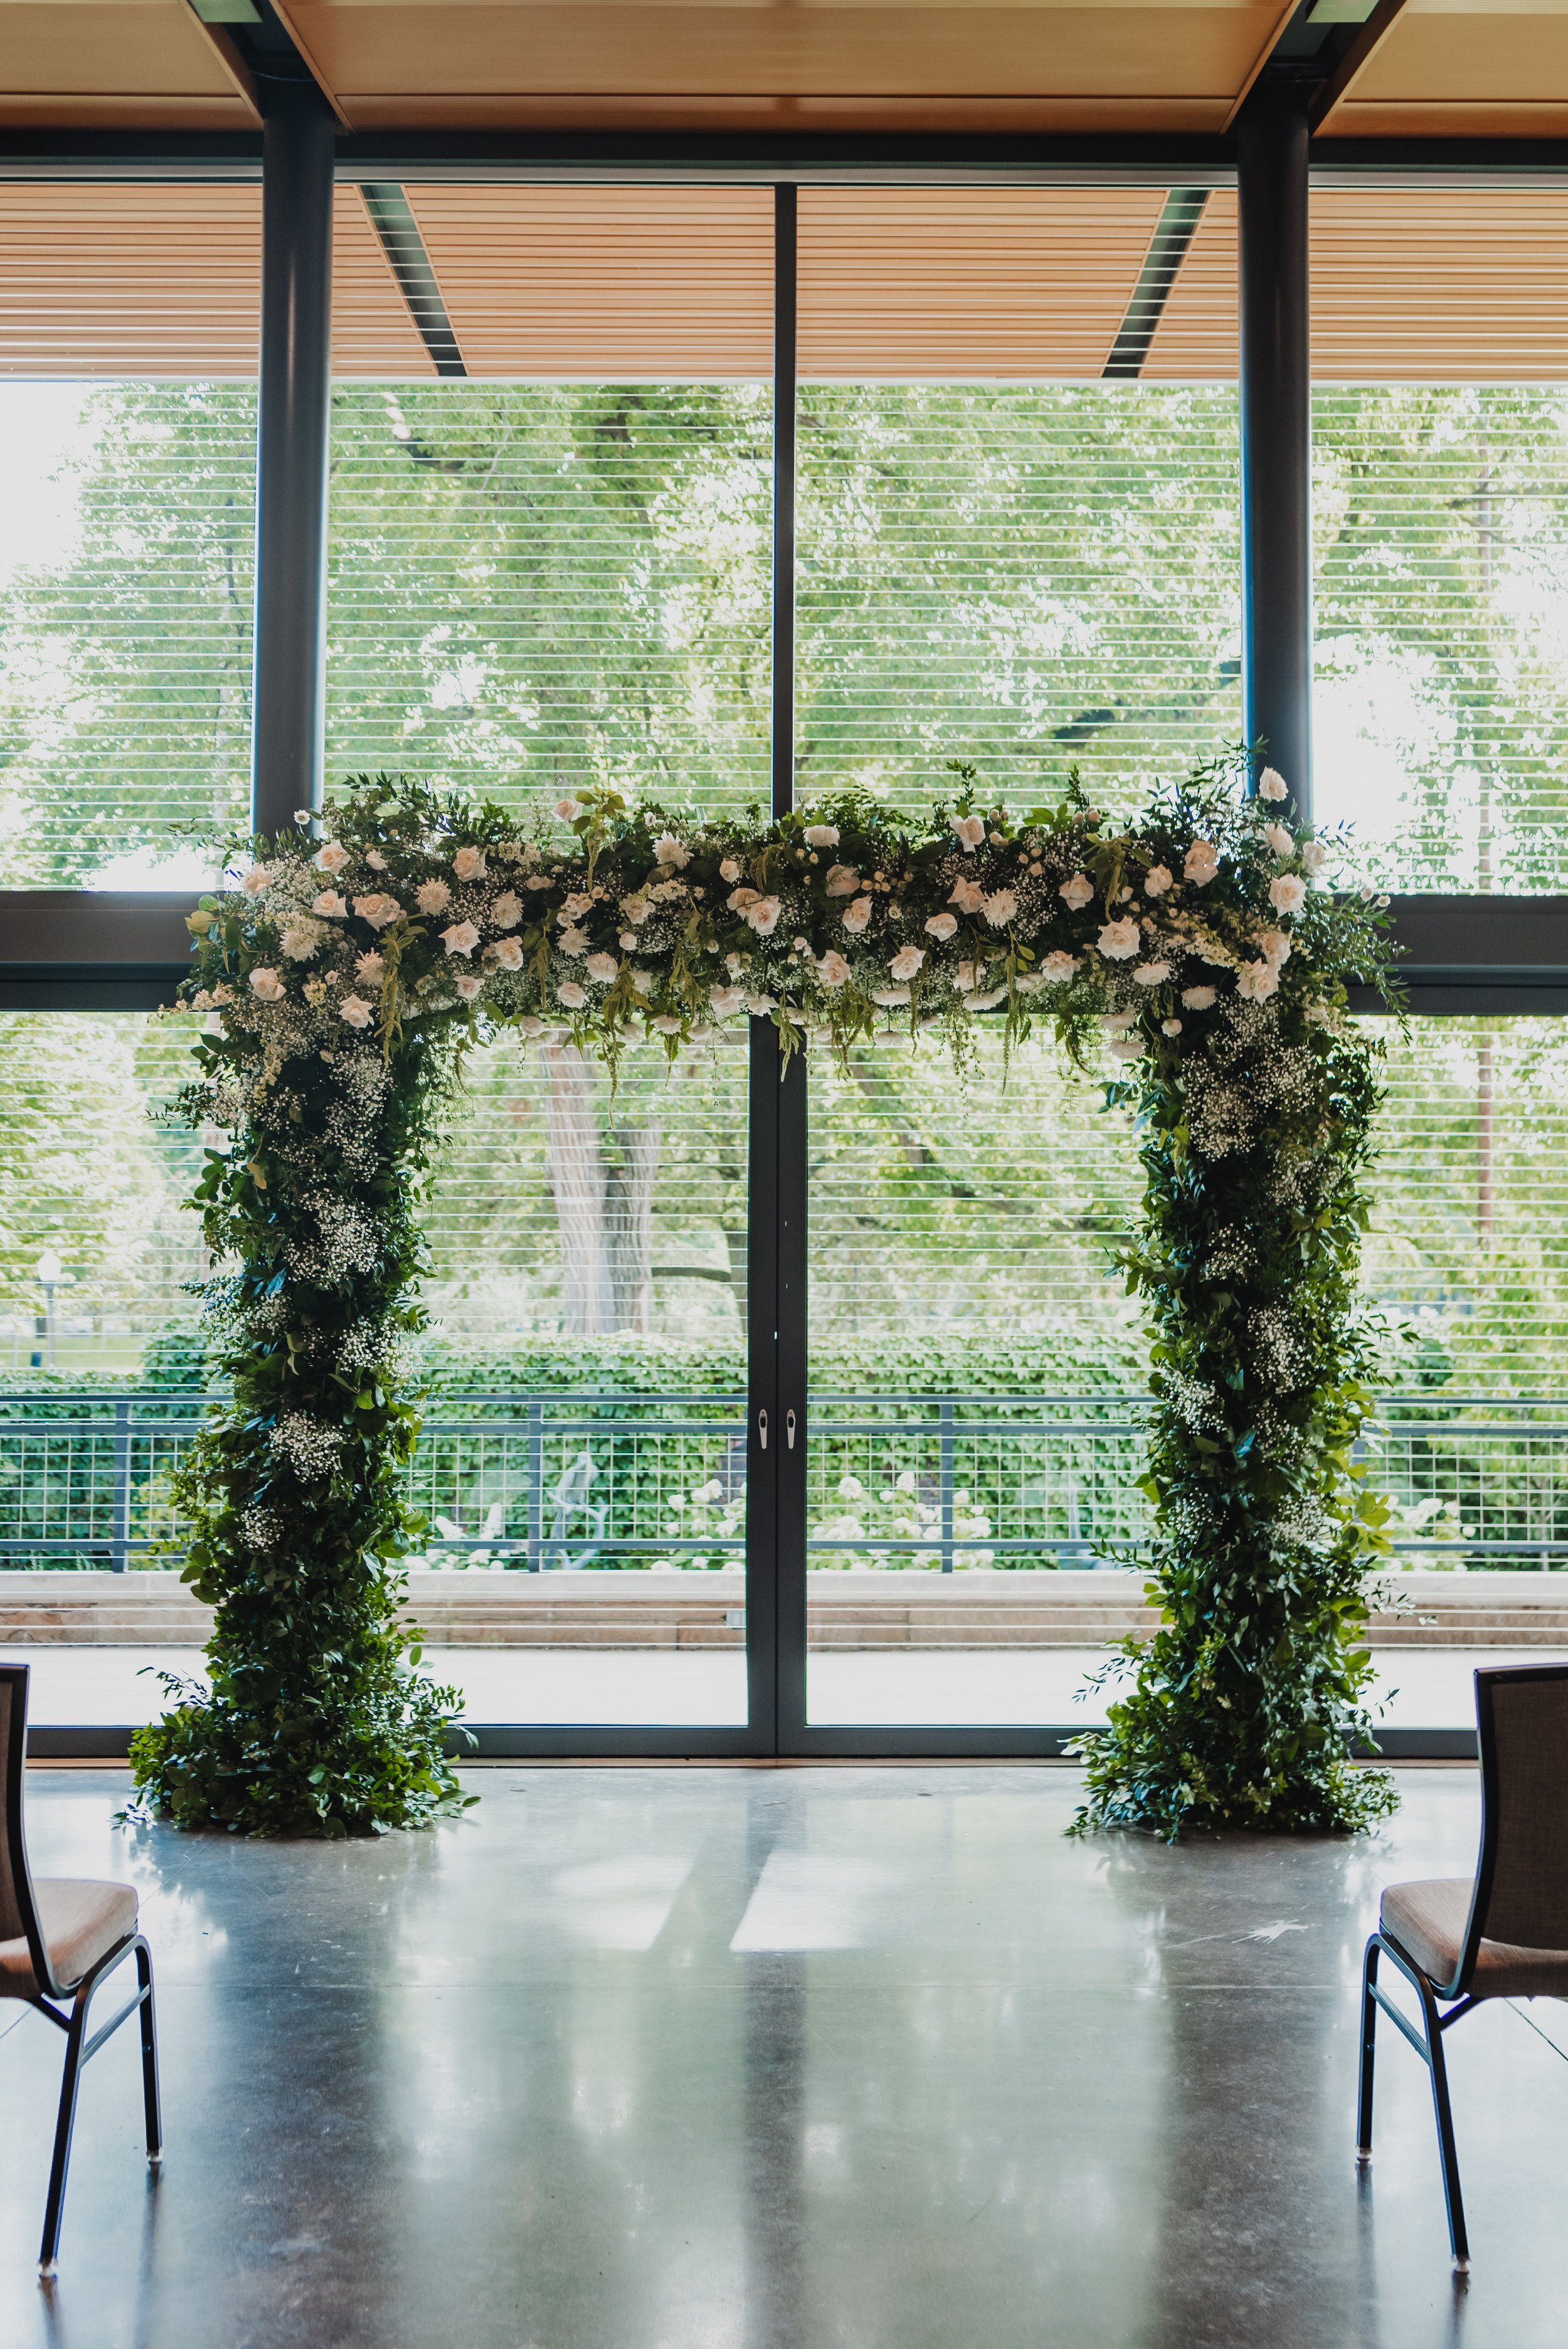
[0,185,433,374]
[9,181,1568,384]
[1146,190,1568,379]
[4,0,1568,137]
[0,1,259,129]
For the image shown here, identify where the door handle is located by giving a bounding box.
[758,1409,768,1451]
[786,1409,797,1451]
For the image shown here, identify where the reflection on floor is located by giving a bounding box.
[1,1766,1562,2349]
[14,1643,1558,1727]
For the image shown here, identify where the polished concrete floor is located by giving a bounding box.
[1,1765,1564,2349]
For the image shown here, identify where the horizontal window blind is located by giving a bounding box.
[0,380,257,886]
[795,382,1242,818]
[326,381,773,819]
[1362,1018,1568,1393]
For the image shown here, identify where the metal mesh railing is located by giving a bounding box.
[3,1392,1568,1572]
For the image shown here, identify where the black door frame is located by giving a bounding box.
[5,123,1568,1757]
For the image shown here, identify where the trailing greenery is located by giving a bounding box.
[125,755,1401,1839]
[128,995,472,1837]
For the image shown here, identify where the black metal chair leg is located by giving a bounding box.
[135,1939,162,2161]
[1420,1980,1471,2272]
[1357,1936,1379,2162]
[38,1988,90,2275]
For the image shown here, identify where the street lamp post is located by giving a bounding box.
[35,1251,62,1374]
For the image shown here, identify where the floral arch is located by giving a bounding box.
[132,757,1399,1840]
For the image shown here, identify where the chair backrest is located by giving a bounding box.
[1460,1663,1568,1982]
[0,1665,46,1980]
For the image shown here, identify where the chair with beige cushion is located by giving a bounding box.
[1359,1661,1568,2268]
[1,1662,161,2274]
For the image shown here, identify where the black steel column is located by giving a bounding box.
[746,185,808,1751]
[252,82,336,840]
[1237,78,1313,823]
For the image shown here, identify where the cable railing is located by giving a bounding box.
[3,1391,1567,1572]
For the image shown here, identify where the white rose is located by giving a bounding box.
[804,824,840,848]
[1041,951,1079,983]
[744,992,776,1014]
[1258,767,1289,802]
[416,879,452,915]
[824,865,860,898]
[352,893,403,930]
[338,993,374,1027]
[486,936,524,972]
[1268,875,1307,916]
[872,985,912,1007]
[1256,928,1291,967]
[518,1015,544,1037]
[455,974,483,1000]
[312,842,349,874]
[1161,1017,1182,1036]
[1097,918,1142,961]
[312,890,349,919]
[950,813,986,851]
[1102,1009,1137,1032]
[1263,823,1295,857]
[556,981,586,1009]
[1181,985,1217,1010]
[924,913,958,941]
[248,967,285,1001]
[241,864,272,894]
[453,846,487,881]
[1110,1037,1144,1061]
[842,896,873,935]
[1184,840,1220,885]
[554,798,581,821]
[982,889,1017,928]
[440,920,481,957]
[1143,864,1173,897]
[652,834,691,868]
[948,877,986,914]
[491,891,522,930]
[950,963,977,992]
[709,985,747,1015]
[889,945,926,982]
[1301,839,1330,875]
[817,951,852,988]
[365,849,388,871]
[745,896,783,936]
[620,894,650,925]
[1133,960,1172,986]
[585,953,619,982]
[558,926,589,957]
[1059,872,1095,911]
[1236,960,1279,1001]
[719,858,743,883]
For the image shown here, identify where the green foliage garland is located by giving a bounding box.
[132,756,1397,1839]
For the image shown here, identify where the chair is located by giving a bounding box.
[0,1663,161,2274]
[1357,1661,1568,2269]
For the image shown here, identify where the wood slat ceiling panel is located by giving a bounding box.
[0,186,436,377]
[405,186,775,377]
[797,188,1168,379]
[1319,0,1568,141]
[0,1,258,129]
[270,0,1290,134]
[1145,193,1568,383]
